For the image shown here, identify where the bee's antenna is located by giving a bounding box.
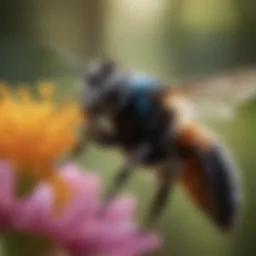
[42,42,89,76]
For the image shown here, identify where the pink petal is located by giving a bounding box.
[104,196,137,224]
[11,183,52,231]
[0,162,162,256]
[50,171,101,228]
[106,233,162,256]
[0,161,15,205]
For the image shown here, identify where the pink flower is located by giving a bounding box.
[0,161,161,256]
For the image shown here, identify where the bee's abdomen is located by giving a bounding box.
[179,137,242,231]
[207,143,242,230]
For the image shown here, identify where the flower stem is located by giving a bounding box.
[16,173,38,198]
[2,231,51,256]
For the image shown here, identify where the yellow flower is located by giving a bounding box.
[0,81,83,214]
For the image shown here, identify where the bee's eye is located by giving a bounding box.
[88,76,97,84]
[86,60,116,88]
[87,74,101,87]
[101,61,114,77]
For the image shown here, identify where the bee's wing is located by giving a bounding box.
[172,69,256,121]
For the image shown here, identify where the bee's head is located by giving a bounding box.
[82,59,127,115]
[86,59,115,87]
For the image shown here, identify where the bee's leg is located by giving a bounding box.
[68,128,89,159]
[69,121,118,160]
[96,133,119,147]
[144,160,180,228]
[99,143,151,214]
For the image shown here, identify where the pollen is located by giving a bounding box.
[0,81,83,214]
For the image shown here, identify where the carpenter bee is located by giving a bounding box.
[70,59,255,231]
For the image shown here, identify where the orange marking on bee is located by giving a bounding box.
[160,90,196,132]
[179,157,217,217]
[177,123,214,151]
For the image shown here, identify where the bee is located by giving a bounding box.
[70,59,255,231]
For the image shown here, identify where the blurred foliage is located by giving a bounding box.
[0,0,256,255]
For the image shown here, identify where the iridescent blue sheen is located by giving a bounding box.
[125,74,161,115]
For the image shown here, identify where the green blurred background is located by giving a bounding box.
[0,0,256,255]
